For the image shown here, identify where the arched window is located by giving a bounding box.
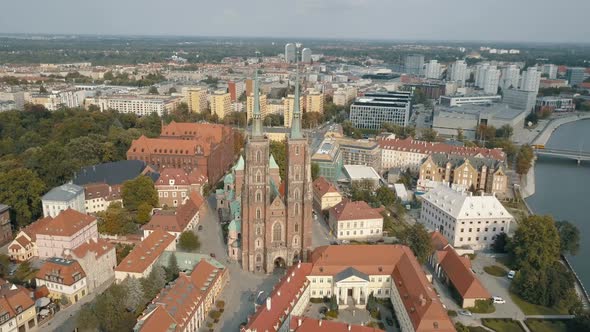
[256,150,261,163]
[256,171,262,183]
[256,208,261,219]
[294,223,299,233]
[273,222,282,242]
[294,188,300,200]
[296,146,300,155]
[293,236,299,246]
[256,190,262,202]
[256,254,262,262]
[294,203,300,216]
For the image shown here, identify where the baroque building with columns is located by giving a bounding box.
[241,69,313,274]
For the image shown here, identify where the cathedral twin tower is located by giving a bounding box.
[241,68,313,273]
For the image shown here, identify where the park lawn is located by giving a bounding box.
[525,319,570,332]
[509,292,569,316]
[484,265,507,277]
[482,318,525,332]
[467,327,488,332]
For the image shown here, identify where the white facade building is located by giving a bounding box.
[419,185,513,249]
[542,64,558,80]
[520,67,542,93]
[449,60,468,85]
[42,183,86,218]
[477,65,501,95]
[85,95,177,116]
[285,43,296,63]
[301,48,312,63]
[349,91,411,129]
[424,60,441,79]
[500,65,520,91]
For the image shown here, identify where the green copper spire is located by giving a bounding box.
[290,63,303,139]
[252,69,263,138]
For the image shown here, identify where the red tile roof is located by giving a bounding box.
[129,135,210,156]
[245,263,314,331]
[329,200,382,222]
[0,279,35,319]
[36,258,86,286]
[289,316,384,331]
[161,121,229,145]
[115,230,175,274]
[378,137,505,161]
[36,209,96,237]
[71,238,114,260]
[136,305,176,332]
[312,177,339,198]
[155,168,192,186]
[83,183,121,201]
[143,192,204,233]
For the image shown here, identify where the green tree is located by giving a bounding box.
[97,202,136,235]
[122,176,158,211]
[311,163,320,181]
[148,86,159,94]
[166,253,180,282]
[512,262,575,307]
[302,112,325,129]
[509,215,560,270]
[0,168,45,226]
[269,140,287,180]
[496,124,514,139]
[375,186,396,207]
[399,223,433,263]
[168,87,177,94]
[123,277,145,313]
[77,303,101,331]
[178,231,201,252]
[0,254,10,277]
[555,220,580,256]
[456,128,464,141]
[420,128,438,142]
[39,85,47,93]
[515,145,534,175]
[136,202,153,224]
[491,232,508,253]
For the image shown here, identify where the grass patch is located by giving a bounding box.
[468,327,489,332]
[509,292,569,316]
[466,299,496,314]
[484,265,508,277]
[525,319,570,332]
[482,318,526,332]
[382,213,408,238]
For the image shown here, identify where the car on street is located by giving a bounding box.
[507,270,516,279]
[458,310,472,316]
[198,225,203,231]
[492,296,506,304]
[319,306,328,315]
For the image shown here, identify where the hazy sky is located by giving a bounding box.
[1,0,589,43]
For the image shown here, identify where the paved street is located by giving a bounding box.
[312,210,335,247]
[198,195,281,332]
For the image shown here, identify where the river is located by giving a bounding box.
[526,119,590,290]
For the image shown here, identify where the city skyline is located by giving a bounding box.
[1,0,590,43]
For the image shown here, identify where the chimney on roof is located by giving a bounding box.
[266,297,271,311]
[277,290,281,296]
[348,324,352,331]
[298,318,303,327]
[319,319,322,326]
[298,261,301,269]
[419,293,427,306]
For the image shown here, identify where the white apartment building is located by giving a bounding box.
[333,86,357,106]
[85,95,177,116]
[285,43,296,63]
[419,185,513,249]
[301,48,312,63]
[500,65,520,91]
[329,200,383,240]
[182,86,208,113]
[541,64,558,80]
[36,210,98,259]
[449,60,468,85]
[42,183,86,218]
[475,64,501,95]
[439,95,502,107]
[520,67,542,93]
[424,60,441,79]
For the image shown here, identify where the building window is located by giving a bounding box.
[273,222,282,242]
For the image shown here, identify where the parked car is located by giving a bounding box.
[507,270,516,279]
[458,310,472,316]
[198,225,203,231]
[319,306,328,315]
[341,240,350,244]
[492,296,506,304]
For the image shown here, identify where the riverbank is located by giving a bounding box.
[532,113,590,146]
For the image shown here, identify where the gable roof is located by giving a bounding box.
[143,192,204,233]
[290,316,384,332]
[312,177,339,198]
[379,136,505,161]
[116,230,175,274]
[334,267,369,282]
[36,257,86,285]
[73,160,150,186]
[329,200,382,222]
[0,279,35,318]
[70,238,115,260]
[438,246,490,300]
[35,209,96,237]
[129,135,211,156]
[83,183,121,201]
[42,183,84,202]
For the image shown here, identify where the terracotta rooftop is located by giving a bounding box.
[129,135,211,156]
[0,279,35,320]
[135,305,176,332]
[83,183,121,201]
[245,262,314,332]
[155,168,207,187]
[143,192,204,233]
[289,316,384,332]
[36,209,96,237]
[312,177,339,198]
[161,121,230,144]
[378,136,505,161]
[36,257,86,286]
[430,232,490,300]
[70,238,114,260]
[115,230,175,274]
[329,200,383,222]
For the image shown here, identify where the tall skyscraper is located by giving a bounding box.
[566,67,586,86]
[475,64,500,94]
[301,48,312,63]
[542,64,558,80]
[241,69,312,273]
[404,54,424,76]
[449,60,467,85]
[424,60,441,79]
[520,67,541,93]
[285,43,296,63]
[500,65,520,91]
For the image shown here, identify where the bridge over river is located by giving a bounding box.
[535,147,590,164]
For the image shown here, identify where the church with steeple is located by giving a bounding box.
[240,68,313,274]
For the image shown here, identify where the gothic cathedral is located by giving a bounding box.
[241,69,313,273]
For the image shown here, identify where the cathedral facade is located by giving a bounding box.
[241,70,313,273]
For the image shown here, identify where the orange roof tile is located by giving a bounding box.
[142,192,204,233]
[312,177,339,198]
[290,316,384,331]
[36,258,86,286]
[36,209,96,237]
[438,246,489,300]
[115,230,175,274]
[84,183,121,201]
[129,135,210,156]
[329,200,382,222]
[71,238,114,260]
[0,280,35,317]
[378,136,505,161]
[136,305,176,332]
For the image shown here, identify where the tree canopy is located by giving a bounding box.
[556,220,580,256]
[121,176,158,211]
[178,231,201,252]
[509,215,561,270]
[399,223,433,264]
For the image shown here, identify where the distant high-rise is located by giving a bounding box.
[520,67,541,93]
[475,64,500,95]
[566,67,585,86]
[301,48,312,63]
[542,64,558,80]
[500,65,520,91]
[182,86,207,113]
[210,90,231,119]
[285,43,296,63]
[404,54,424,76]
[424,60,441,79]
[449,60,467,85]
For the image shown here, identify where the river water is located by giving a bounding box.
[526,119,590,290]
